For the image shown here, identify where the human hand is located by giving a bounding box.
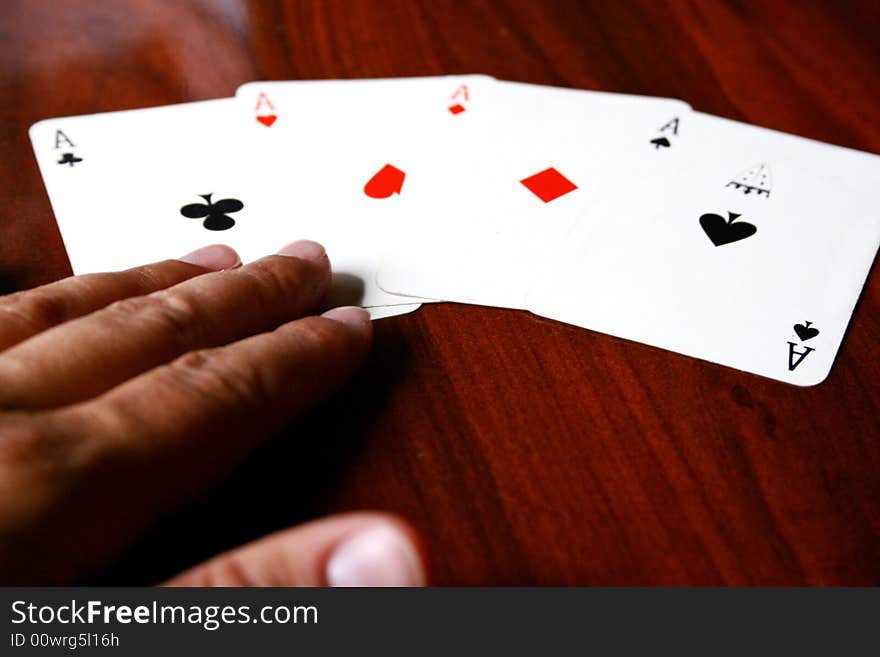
[0,241,425,586]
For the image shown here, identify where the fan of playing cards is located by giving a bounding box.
[28,76,880,386]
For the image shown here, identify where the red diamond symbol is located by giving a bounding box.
[448,103,466,115]
[520,167,578,203]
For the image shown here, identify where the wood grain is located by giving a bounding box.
[1,0,878,584]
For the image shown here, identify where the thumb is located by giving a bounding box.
[163,512,427,587]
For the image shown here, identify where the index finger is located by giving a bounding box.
[0,241,331,410]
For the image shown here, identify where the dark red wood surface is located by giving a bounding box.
[1,0,878,585]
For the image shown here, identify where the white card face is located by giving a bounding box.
[376,81,692,309]
[235,75,496,307]
[30,77,486,310]
[528,112,880,385]
[30,100,250,273]
[366,303,421,320]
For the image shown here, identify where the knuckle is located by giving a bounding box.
[169,349,270,414]
[0,415,68,477]
[0,355,32,405]
[199,554,259,586]
[104,292,203,343]
[291,317,360,359]
[125,260,192,292]
[0,290,69,334]
[119,263,170,293]
[244,258,316,305]
[291,316,347,351]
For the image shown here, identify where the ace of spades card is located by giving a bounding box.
[528,112,880,385]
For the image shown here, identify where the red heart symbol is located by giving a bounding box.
[364,163,406,199]
[256,114,277,127]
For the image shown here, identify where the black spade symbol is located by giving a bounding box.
[794,321,819,341]
[699,211,757,246]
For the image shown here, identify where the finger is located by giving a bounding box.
[0,245,240,352]
[0,240,331,410]
[164,513,426,586]
[1,308,372,582]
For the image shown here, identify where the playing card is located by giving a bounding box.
[29,95,427,318]
[376,81,692,309]
[31,100,241,271]
[363,303,420,320]
[235,75,496,307]
[528,112,880,385]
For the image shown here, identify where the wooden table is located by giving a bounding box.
[1,0,878,585]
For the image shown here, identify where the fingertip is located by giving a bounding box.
[276,240,328,264]
[318,306,373,362]
[326,519,427,587]
[321,305,371,329]
[270,241,332,291]
[177,244,241,271]
[163,513,427,587]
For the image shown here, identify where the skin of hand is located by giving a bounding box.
[0,240,426,586]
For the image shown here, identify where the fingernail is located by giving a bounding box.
[276,240,326,263]
[321,306,371,328]
[326,524,426,587]
[178,244,240,270]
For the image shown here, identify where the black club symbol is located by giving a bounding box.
[180,193,244,231]
[57,152,83,166]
